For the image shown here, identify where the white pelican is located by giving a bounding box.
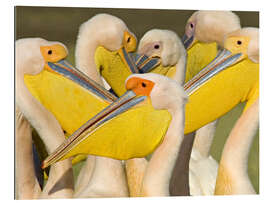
[182,10,241,165]
[15,38,75,199]
[178,10,242,195]
[73,13,137,198]
[125,73,188,196]
[214,27,259,195]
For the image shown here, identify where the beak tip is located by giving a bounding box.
[125,78,136,91]
[182,34,194,50]
[41,161,47,169]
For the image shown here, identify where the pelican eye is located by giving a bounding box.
[127,37,131,43]
[142,82,147,88]
[48,50,52,55]
[190,23,194,29]
[154,44,160,49]
[237,40,242,45]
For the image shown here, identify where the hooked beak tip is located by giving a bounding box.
[125,78,136,92]
[182,34,194,50]
[41,161,46,169]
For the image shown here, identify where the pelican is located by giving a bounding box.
[213,27,259,195]
[182,10,241,160]
[125,73,188,196]
[73,13,137,198]
[182,26,258,195]
[15,38,75,199]
[180,10,241,195]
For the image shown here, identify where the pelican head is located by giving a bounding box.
[16,38,67,76]
[77,14,136,54]
[223,27,259,63]
[138,29,186,84]
[126,73,188,113]
[182,10,241,49]
[138,29,185,67]
[75,13,137,96]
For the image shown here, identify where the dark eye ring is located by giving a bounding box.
[154,44,160,49]
[127,37,131,43]
[190,23,194,29]
[142,82,147,88]
[48,50,52,55]
[237,40,242,45]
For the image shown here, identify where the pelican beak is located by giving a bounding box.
[45,59,117,102]
[184,49,242,95]
[118,47,140,73]
[119,47,161,74]
[132,54,161,74]
[182,33,196,49]
[41,90,147,169]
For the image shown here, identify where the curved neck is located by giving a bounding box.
[217,99,258,194]
[75,32,104,86]
[173,55,186,85]
[142,105,185,196]
[75,26,127,197]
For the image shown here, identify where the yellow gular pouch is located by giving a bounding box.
[95,46,133,96]
[59,98,172,161]
[24,70,172,160]
[184,59,259,134]
[185,42,218,82]
[24,70,110,135]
